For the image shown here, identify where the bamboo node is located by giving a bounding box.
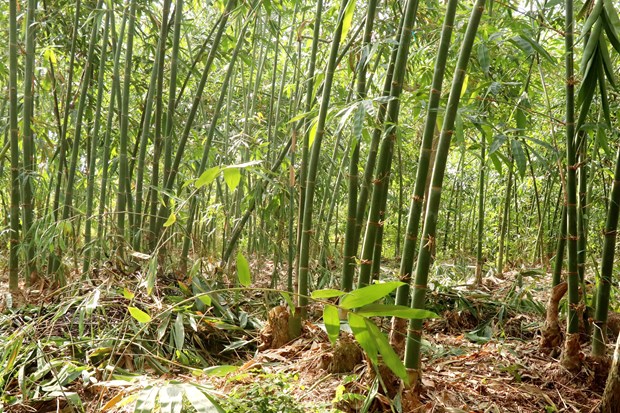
[413,284,427,290]
[360,259,372,265]
[423,235,435,250]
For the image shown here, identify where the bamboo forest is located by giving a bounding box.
[2,0,620,411]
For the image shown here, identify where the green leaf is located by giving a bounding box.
[163,212,176,227]
[174,313,185,351]
[128,306,151,323]
[518,34,555,63]
[340,281,404,309]
[323,305,340,345]
[364,318,408,383]
[311,289,346,299]
[147,256,157,296]
[308,118,318,148]
[134,386,159,413]
[236,253,251,287]
[488,134,506,155]
[477,42,490,76]
[280,291,295,309]
[356,304,439,319]
[203,365,238,377]
[197,294,212,306]
[160,384,183,413]
[511,139,526,179]
[196,167,220,189]
[340,0,356,44]
[223,167,241,190]
[122,288,135,300]
[182,383,225,413]
[348,313,378,364]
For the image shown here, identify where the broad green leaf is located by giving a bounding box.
[518,34,555,63]
[308,119,318,148]
[364,318,408,383]
[134,386,158,413]
[356,304,439,319]
[599,38,616,87]
[226,160,263,169]
[182,383,225,413]
[163,212,176,227]
[488,134,506,155]
[348,313,378,364]
[603,6,620,53]
[196,167,220,189]
[460,74,469,98]
[147,256,157,296]
[203,365,238,377]
[340,0,356,44]
[157,313,171,341]
[311,289,346,299]
[128,306,151,323]
[477,42,490,76]
[509,36,533,57]
[160,384,183,413]
[236,253,251,287]
[511,139,526,179]
[174,313,185,351]
[223,168,241,190]
[280,291,295,309]
[323,305,340,345]
[340,281,404,309]
[122,288,135,300]
[581,0,603,37]
[197,294,212,306]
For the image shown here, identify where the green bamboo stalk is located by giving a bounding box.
[392,0,457,310]
[84,9,111,273]
[561,0,581,371]
[180,5,256,267]
[8,0,20,291]
[357,0,419,288]
[497,159,513,275]
[297,0,351,314]
[151,0,183,250]
[591,144,620,356]
[404,0,486,383]
[133,0,171,250]
[475,129,486,285]
[22,0,38,283]
[96,7,124,263]
[116,0,138,236]
[296,0,323,263]
[341,0,378,292]
[154,0,235,242]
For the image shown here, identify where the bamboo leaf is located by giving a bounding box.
[280,291,295,309]
[223,167,241,190]
[203,365,238,377]
[311,289,346,299]
[134,386,158,413]
[511,139,527,179]
[340,281,404,309]
[163,212,176,227]
[580,0,603,39]
[160,384,183,413]
[580,21,603,74]
[308,118,318,148]
[128,306,151,323]
[348,312,378,364]
[488,134,507,156]
[182,383,225,413]
[196,166,220,189]
[356,304,439,319]
[477,42,490,76]
[174,313,185,351]
[599,37,616,87]
[364,318,408,383]
[236,252,251,287]
[518,34,555,63]
[340,0,356,44]
[323,304,340,345]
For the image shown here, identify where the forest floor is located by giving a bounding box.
[0,258,615,413]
